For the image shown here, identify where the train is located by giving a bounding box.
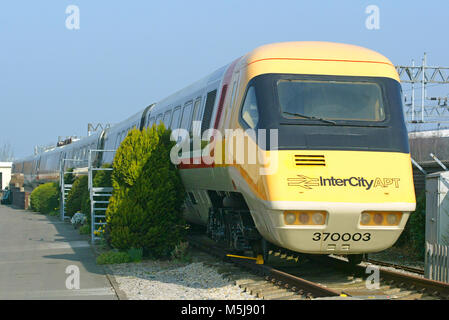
[12,41,416,264]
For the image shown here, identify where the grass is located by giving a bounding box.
[79,224,90,235]
[96,251,132,265]
[96,248,143,265]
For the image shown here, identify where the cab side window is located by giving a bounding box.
[241,86,259,129]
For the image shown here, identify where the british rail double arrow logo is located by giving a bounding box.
[287,175,320,189]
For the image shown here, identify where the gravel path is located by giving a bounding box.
[106,257,260,300]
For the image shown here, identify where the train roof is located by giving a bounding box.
[153,64,228,109]
[242,41,399,81]
[245,41,394,66]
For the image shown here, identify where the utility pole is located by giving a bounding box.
[87,123,111,136]
[396,53,449,125]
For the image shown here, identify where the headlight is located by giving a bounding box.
[298,213,309,224]
[283,211,327,225]
[312,212,325,225]
[361,211,402,226]
[285,212,296,225]
[386,213,399,225]
[361,212,371,225]
[373,213,384,225]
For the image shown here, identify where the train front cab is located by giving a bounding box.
[226,42,416,255]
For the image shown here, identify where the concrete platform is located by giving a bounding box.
[0,205,116,300]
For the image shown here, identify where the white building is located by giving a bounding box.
[0,162,12,190]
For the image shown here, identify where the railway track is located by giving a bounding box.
[188,234,449,300]
[364,258,424,275]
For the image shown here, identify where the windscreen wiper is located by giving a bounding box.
[282,111,336,125]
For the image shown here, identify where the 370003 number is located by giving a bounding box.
[312,232,371,242]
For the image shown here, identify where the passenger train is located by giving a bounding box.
[12,42,416,263]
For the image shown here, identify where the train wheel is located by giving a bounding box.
[347,254,363,266]
[251,238,270,264]
[261,238,270,264]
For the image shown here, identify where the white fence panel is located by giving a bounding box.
[425,242,449,283]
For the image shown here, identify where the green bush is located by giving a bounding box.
[96,250,131,265]
[106,124,186,258]
[127,247,143,262]
[65,175,89,218]
[395,192,426,257]
[29,182,60,214]
[79,224,90,235]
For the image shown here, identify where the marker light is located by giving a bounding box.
[361,213,371,225]
[299,213,309,224]
[373,213,384,225]
[312,212,325,225]
[283,211,327,225]
[285,213,296,225]
[386,213,399,225]
[361,211,402,226]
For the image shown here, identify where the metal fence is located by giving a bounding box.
[425,242,449,283]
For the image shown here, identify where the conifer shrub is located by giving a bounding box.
[64,168,75,185]
[29,182,60,214]
[65,175,89,217]
[105,124,186,258]
[395,192,426,258]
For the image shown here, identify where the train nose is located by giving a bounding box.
[270,209,410,254]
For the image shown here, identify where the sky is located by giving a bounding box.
[1,0,448,159]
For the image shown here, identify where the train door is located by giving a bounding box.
[200,85,219,137]
[33,156,41,183]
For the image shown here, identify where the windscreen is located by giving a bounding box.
[277,80,385,122]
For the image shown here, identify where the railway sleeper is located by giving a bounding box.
[234,278,263,286]
[243,282,274,291]
[260,290,298,300]
[250,285,280,296]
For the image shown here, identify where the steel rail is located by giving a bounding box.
[365,258,424,275]
[324,255,449,299]
[187,235,341,299]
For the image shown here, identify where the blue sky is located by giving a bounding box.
[1,1,448,158]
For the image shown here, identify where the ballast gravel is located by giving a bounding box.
[106,260,259,300]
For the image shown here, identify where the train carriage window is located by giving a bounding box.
[192,98,202,136]
[241,86,259,129]
[115,132,121,149]
[163,110,172,126]
[201,89,217,135]
[156,114,163,125]
[148,117,155,128]
[170,106,181,129]
[180,102,193,131]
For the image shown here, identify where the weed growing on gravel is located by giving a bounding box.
[96,250,131,265]
[170,241,191,263]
